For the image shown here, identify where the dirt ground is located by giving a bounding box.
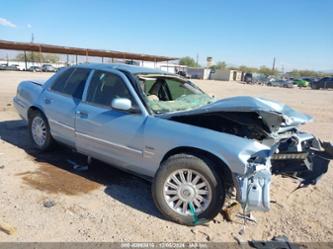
[0,71,332,242]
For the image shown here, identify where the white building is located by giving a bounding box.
[210,69,243,81]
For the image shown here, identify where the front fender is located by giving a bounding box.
[144,117,271,176]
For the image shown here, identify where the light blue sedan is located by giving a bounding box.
[14,63,332,225]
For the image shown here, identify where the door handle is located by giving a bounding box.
[44,98,53,104]
[76,110,88,118]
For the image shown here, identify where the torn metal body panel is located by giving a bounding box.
[160,96,313,133]
[234,164,272,212]
[271,134,331,186]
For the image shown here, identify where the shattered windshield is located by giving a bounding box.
[137,75,214,114]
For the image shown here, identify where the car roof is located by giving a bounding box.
[74,63,173,75]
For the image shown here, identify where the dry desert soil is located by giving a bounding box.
[0,71,332,242]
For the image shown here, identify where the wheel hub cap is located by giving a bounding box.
[163,169,212,216]
[179,185,195,201]
[31,116,47,146]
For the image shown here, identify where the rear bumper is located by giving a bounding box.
[13,96,28,120]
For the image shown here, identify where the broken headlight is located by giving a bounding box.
[247,149,271,165]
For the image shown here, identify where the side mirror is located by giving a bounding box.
[111,98,132,111]
[111,98,140,113]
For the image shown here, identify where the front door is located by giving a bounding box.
[75,69,147,173]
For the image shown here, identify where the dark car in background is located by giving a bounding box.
[176,70,190,78]
[41,64,57,72]
[311,77,333,89]
[243,72,253,84]
[243,73,268,85]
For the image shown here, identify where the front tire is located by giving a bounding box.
[29,111,54,151]
[152,154,225,225]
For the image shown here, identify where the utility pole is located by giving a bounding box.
[39,46,42,65]
[31,33,35,65]
[196,53,199,67]
[272,57,276,71]
[24,51,28,70]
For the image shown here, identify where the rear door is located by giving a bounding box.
[41,67,91,146]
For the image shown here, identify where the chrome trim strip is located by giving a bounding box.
[143,150,155,159]
[13,98,25,108]
[49,119,75,131]
[76,132,143,156]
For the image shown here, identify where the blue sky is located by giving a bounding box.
[0,0,332,71]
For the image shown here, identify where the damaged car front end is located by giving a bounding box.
[234,134,332,213]
[167,96,332,212]
[141,73,333,214]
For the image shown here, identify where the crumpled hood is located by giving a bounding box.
[204,96,312,126]
[163,96,313,128]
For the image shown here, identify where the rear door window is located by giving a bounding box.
[51,68,91,99]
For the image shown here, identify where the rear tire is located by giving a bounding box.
[29,111,55,151]
[311,84,319,89]
[152,154,225,226]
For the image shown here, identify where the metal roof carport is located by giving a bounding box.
[0,39,177,64]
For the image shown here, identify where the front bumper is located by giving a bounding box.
[233,133,332,213]
[271,134,332,186]
[13,96,28,121]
